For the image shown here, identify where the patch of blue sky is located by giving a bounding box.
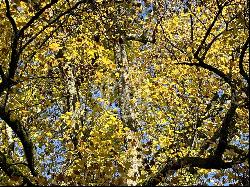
[44,103,63,120]
[217,89,224,97]
[230,133,249,150]
[203,170,240,186]
[37,139,66,179]
[138,0,153,19]
[140,132,151,144]
[92,88,102,98]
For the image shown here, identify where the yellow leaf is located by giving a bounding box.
[115,72,120,78]
[49,43,60,52]
[46,132,53,138]
[109,63,116,70]
[96,71,103,79]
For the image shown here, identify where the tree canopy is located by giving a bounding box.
[0,0,249,186]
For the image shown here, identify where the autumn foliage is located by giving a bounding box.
[0,0,249,186]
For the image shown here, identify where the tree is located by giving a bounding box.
[0,0,248,186]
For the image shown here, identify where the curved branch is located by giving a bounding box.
[4,0,17,33]
[142,91,239,186]
[238,36,249,84]
[214,102,238,158]
[19,0,59,35]
[20,0,94,52]
[175,62,232,85]
[194,6,223,58]
[0,152,35,186]
[141,156,236,186]
[0,108,37,177]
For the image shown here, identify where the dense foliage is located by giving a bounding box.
[0,0,249,185]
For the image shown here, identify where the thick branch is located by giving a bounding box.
[19,0,59,35]
[0,152,35,186]
[0,65,6,80]
[20,0,94,52]
[194,6,223,59]
[0,77,16,95]
[239,36,249,84]
[176,62,232,85]
[214,102,238,158]
[4,0,17,33]
[0,108,37,177]
[141,156,235,186]
[4,0,20,81]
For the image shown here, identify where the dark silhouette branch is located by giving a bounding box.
[0,108,37,177]
[20,0,94,52]
[226,145,248,156]
[4,0,17,33]
[175,62,232,85]
[214,101,238,158]
[0,65,6,80]
[4,0,20,81]
[19,0,59,35]
[141,156,238,186]
[202,28,234,59]
[194,5,223,59]
[142,90,239,186]
[0,152,35,186]
[238,36,249,84]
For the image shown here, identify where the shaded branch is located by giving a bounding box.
[226,145,248,156]
[190,14,194,45]
[239,36,249,84]
[194,6,223,59]
[4,0,17,33]
[0,152,35,186]
[141,156,237,186]
[142,90,239,186]
[0,65,6,80]
[19,0,59,35]
[200,128,220,154]
[5,0,20,81]
[214,102,238,158]
[175,62,232,85]
[0,108,37,177]
[200,95,238,155]
[20,0,94,52]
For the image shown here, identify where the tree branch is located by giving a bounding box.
[142,88,239,186]
[202,28,234,59]
[19,0,59,35]
[226,145,248,156]
[175,62,232,85]
[238,36,249,84]
[141,156,236,186]
[214,101,238,158]
[194,6,223,59]
[20,0,94,52]
[0,152,35,186]
[5,0,20,81]
[0,65,6,80]
[0,108,37,177]
[4,0,17,33]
